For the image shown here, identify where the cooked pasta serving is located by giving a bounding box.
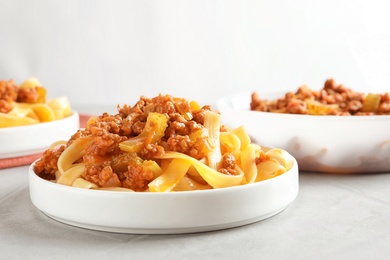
[34,94,293,192]
[251,78,390,115]
[0,78,72,127]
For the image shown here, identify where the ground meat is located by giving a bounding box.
[192,105,213,124]
[140,143,165,159]
[250,92,275,112]
[86,134,125,156]
[346,100,363,114]
[84,163,122,188]
[120,163,155,191]
[165,116,202,138]
[130,115,146,135]
[218,153,237,175]
[379,92,390,114]
[167,135,197,157]
[296,85,315,100]
[255,150,271,164]
[0,80,18,113]
[17,87,40,103]
[286,99,307,114]
[33,145,65,180]
[251,78,389,115]
[111,152,155,191]
[0,100,13,114]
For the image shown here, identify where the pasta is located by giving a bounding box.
[0,78,72,127]
[251,78,390,115]
[34,94,294,192]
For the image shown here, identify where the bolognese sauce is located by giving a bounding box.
[251,79,390,115]
[34,94,234,191]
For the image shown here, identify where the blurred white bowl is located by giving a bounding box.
[0,111,79,159]
[216,92,390,173]
[29,155,299,234]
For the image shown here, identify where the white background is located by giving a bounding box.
[1,0,389,109]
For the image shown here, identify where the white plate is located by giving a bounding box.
[0,112,80,159]
[29,157,299,234]
[216,92,390,173]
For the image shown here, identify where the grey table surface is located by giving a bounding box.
[1,165,390,260]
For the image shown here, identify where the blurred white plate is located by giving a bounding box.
[29,156,299,234]
[0,112,79,159]
[216,92,390,173]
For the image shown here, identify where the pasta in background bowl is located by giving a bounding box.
[28,94,299,234]
[216,80,390,173]
[0,78,73,127]
[0,78,79,159]
[0,111,80,159]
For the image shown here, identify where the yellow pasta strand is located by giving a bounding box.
[47,96,72,119]
[29,103,55,122]
[8,104,38,119]
[186,164,211,184]
[142,160,164,179]
[98,187,135,192]
[0,112,38,127]
[57,164,85,186]
[119,112,168,153]
[265,148,293,169]
[13,103,55,122]
[220,132,241,159]
[173,175,212,191]
[1,101,64,127]
[148,158,192,192]
[231,126,251,150]
[256,158,287,181]
[57,136,93,175]
[160,152,244,189]
[72,178,98,189]
[204,111,222,170]
[240,144,260,184]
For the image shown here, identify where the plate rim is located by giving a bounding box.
[0,111,80,159]
[29,156,299,234]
